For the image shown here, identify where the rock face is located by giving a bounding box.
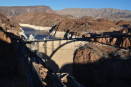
[73,43,114,63]
[13,13,70,27]
[15,12,130,33]
[0,13,21,35]
[93,37,131,48]
[0,29,30,87]
[73,42,131,87]
[0,29,11,43]
[56,8,131,21]
[73,27,131,86]
[0,13,44,87]
[92,27,131,48]
[74,42,130,64]
[13,10,131,34]
[120,37,131,48]
[56,17,120,33]
[0,6,54,16]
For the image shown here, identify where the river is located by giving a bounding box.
[22,27,54,40]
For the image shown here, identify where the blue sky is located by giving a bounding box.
[0,0,131,10]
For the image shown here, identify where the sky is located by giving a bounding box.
[0,0,131,10]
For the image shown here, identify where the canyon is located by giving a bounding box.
[0,6,131,87]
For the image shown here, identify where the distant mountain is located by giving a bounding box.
[13,13,75,27]
[14,11,131,33]
[56,8,131,21]
[0,6,55,16]
[0,6,131,21]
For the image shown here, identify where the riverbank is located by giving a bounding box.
[19,23,52,31]
[19,23,80,39]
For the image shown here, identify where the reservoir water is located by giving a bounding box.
[22,27,54,40]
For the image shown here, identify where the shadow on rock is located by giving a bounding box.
[72,55,131,87]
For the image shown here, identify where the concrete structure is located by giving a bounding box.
[28,40,88,74]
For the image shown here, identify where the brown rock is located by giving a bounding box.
[120,37,131,48]
[0,30,11,43]
[0,13,21,35]
[110,38,117,45]
[73,42,130,86]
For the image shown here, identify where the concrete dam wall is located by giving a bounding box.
[28,40,87,74]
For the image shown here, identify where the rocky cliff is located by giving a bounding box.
[73,41,131,87]
[91,27,131,48]
[92,37,131,48]
[0,6,54,16]
[14,12,131,33]
[0,13,21,36]
[12,7,131,34]
[56,17,120,33]
[73,26,131,86]
[0,29,31,87]
[13,12,75,27]
[0,13,43,86]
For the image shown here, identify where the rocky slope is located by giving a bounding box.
[73,41,131,87]
[56,17,120,33]
[0,13,21,36]
[90,26,131,48]
[0,28,31,87]
[56,8,131,21]
[54,17,131,35]
[73,26,131,86]
[14,11,131,34]
[0,13,43,87]
[93,36,131,48]
[13,12,75,27]
[14,12,131,33]
[0,6,54,16]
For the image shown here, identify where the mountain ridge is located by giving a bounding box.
[56,8,131,21]
[0,6,131,21]
[0,6,55,16]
